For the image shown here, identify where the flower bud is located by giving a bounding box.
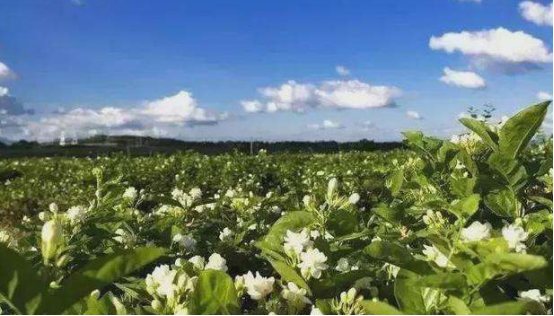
[41,220,63,263]
[151,299,163,312]
[90,289,101,300]
[49,202,59,214]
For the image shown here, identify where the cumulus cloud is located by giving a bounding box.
[335,65,350,76]
[537,91,553,100]
[308,119,344,130]
[0,87,8,97]
[519,1,553,26]
[406,110,422,120]
[0,90,226,141]
[142,91,222,124]
[430,28,552,72]
[243,79,401,113]
[0,62,15,81]
[440,67,486,89]
[241,100,263,113]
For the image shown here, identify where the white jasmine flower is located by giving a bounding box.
[173,234,196,252]
[205,253,228,271]
[310,307,323,315]
[281,282,311,307]
[502,224,528,253]
[123,187,138,200]
[188,255,205,270]
[66,206,87,225]
[422,245,454,269]
[348,193,360,205]
[243,271,275,300]
[145,265,178,298]
[298,248,329,279]
[461,221,492,242]
[303,195,311,206]
[518,289,550,304]
[189,188,202,200]
[219,227,234,241]
[284,229,313,256]
[335,257,351,272]
[327,178,338,199]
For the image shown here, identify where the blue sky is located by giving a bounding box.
[0,0,552,141]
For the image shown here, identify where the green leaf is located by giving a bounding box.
[269,260,311,295]
[498,101,550,160]
[449,194,480,218]
[485,253,547,273]
[361,300,404,315]
[0,245,43,314]
[190,270,239,315]
[447,296,471,315]
[388,169,404,197]
[38,247,165,314]
[484,187,519,218]
[472,300,546,315]
[394,269,427,314]
[365,241,431,275]
[459,117,499,151]
[417,273,466,289]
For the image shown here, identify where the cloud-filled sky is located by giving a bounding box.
[0,0,552,142]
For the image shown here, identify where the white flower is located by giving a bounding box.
[461,221,492,242]
[219,228,234,241]
[519,289,550,304]
[66,206,87,225]
[298,248,329,279]
[302,195,311,206]
[189,188,202,200]
[284,229,313,256]
[0,230,10,244]
[188,255,205,270]
[145,265,177,298]
[123,187,138,200]
[348,193,360,205]
[335,258,351,272]
[422,245,454,269]
[502,224,528,253]
[310,307,323,315]
[173,234,197,252]
[205,253,228,271]
[243,271,275,300]
[282,282,311,307]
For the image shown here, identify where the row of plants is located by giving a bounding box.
[0,101,552,314]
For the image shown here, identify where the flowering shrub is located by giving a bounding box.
[0,101,552,314]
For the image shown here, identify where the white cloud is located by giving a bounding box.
[0,87,8,97]
[1,90,226,141]
[537,91,553,100]
[241,100,263,113]
[519,1,553,26]
[335,65,350,76]
[0,62,14,80]
[244,79,401,113]
[406,110,422,120]
[440,67,486,89]
[429,28,552,70]
[142,90,221,123]
[308,119,344,130]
